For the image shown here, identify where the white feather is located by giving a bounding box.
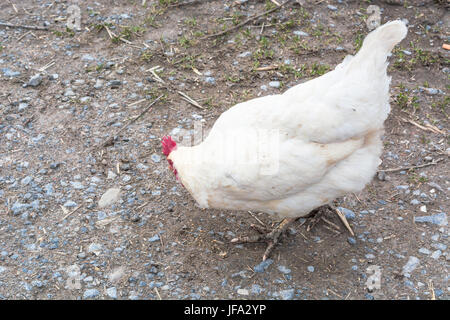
[168,21,407,218]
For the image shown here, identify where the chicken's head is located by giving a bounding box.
[161,135,179,180]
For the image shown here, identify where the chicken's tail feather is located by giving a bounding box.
[349,20,407,71]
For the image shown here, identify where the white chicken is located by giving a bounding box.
[162,21,408,260]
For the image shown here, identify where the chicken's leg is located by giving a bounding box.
[231,217,297,261]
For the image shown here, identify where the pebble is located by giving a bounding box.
[98,188,121,208]
[269,81,281,88]
[83,289,100,299]
[418,248,431,255]
[253,259,273,273]
[402,256,420,278]
[21,176,32,186]
[327,5,338,11]
[151,154,161,163]
[27,74,43,87]
[1,68,21,77]
[94,79,104,89]
[277,265,291,274]
[431,243,447,251]
[88,243,103,256]
[414,212,447,226]
[307,266,314,272]
[204,77,216,85]
[430,250,441,260]
[63,200,77,208]
[18,103,29,112]
[82,54,95,62]
[238,51,252,58]
[148,234,160,242]
[293,30,309,37]
[347,237,357,245]
[106,287,117,299]
[279,288,295,300]
[251,284,263,295]
[237,288,249,295]
[338,207,355,220]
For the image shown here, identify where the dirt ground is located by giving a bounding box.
[0,0,448,300]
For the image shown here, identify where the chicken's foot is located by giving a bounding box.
[231,217,297,261]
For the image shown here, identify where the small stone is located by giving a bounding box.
[64,88,76,97]
[82,54,95,62]
[377,171,386,181]
[307,266,314,272]
[277,265,291,274]
[430,250,441,260]
[402,256,420,278]
[414,212,447,226]
[88,243,102,256]
[94,79,104,89]
[238,51,252,58]
[337,207,355,220]
[151,154,161,163]
[63,200,77,208]
[237,288,249,295]
[269,81,281,88]
[279,289,295,300]
[106,287,118,299]
[70,181,84,190]
[293,30,309,37]
[21,176,33,186]
[27,74,43,87]
[253,259,273,273]
[327,4,338,11]
[107,170,117,180]
[83,289,100,299]
[148,234,160,242]
[204,77,216,85]
[420,205,427,213]
[108,80,122,88]
[98,188,121,208]
[347,237,357,245]
[18,103,29,112]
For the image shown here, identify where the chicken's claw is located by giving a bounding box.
[231,217,297,261]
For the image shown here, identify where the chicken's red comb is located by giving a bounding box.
[162,135,177,156]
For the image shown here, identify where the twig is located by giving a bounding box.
[128,98,147,107]
[154,287,162,300]
[101,95,163,147]
[201,0,292,39]
[17,30,31,41]
[400,117,445,135]
[147,66,165,84]
[255,65,279,71]
[0,22,49,31]
[168,0,206,8]
[39,61,55,72]
[60,206,81,222]
[428,280,436,300]
[321,216,341,231]
[178,91,204,109]
[378,158,443,173]
[333,207,354,236]
[247,211,266,227]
